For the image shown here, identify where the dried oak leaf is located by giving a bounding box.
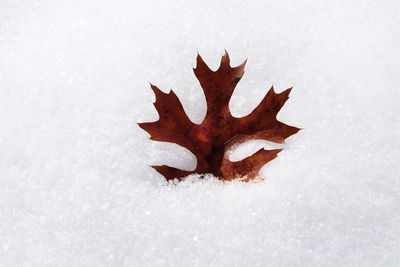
[138,52,300,181]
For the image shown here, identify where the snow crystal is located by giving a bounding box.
[0,0,399,266]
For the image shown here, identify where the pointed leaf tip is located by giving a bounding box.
[232,59,247,78]
[195,53,205,67]
[282,87,293,96]
[194,53,213,73]
[220,50,230,66]
[270,85,275,93]
[151,165,191,181]
[238,58,247,68]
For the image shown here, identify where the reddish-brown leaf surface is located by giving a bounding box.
[138,52,300,181]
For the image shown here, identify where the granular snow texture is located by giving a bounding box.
[1,0,399,266]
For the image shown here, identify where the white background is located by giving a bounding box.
[1,0,399,266]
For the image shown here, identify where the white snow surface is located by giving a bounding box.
[1,0,400,266]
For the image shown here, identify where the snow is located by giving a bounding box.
[1,0,400,266]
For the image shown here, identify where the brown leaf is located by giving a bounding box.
[138,51,300,181]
